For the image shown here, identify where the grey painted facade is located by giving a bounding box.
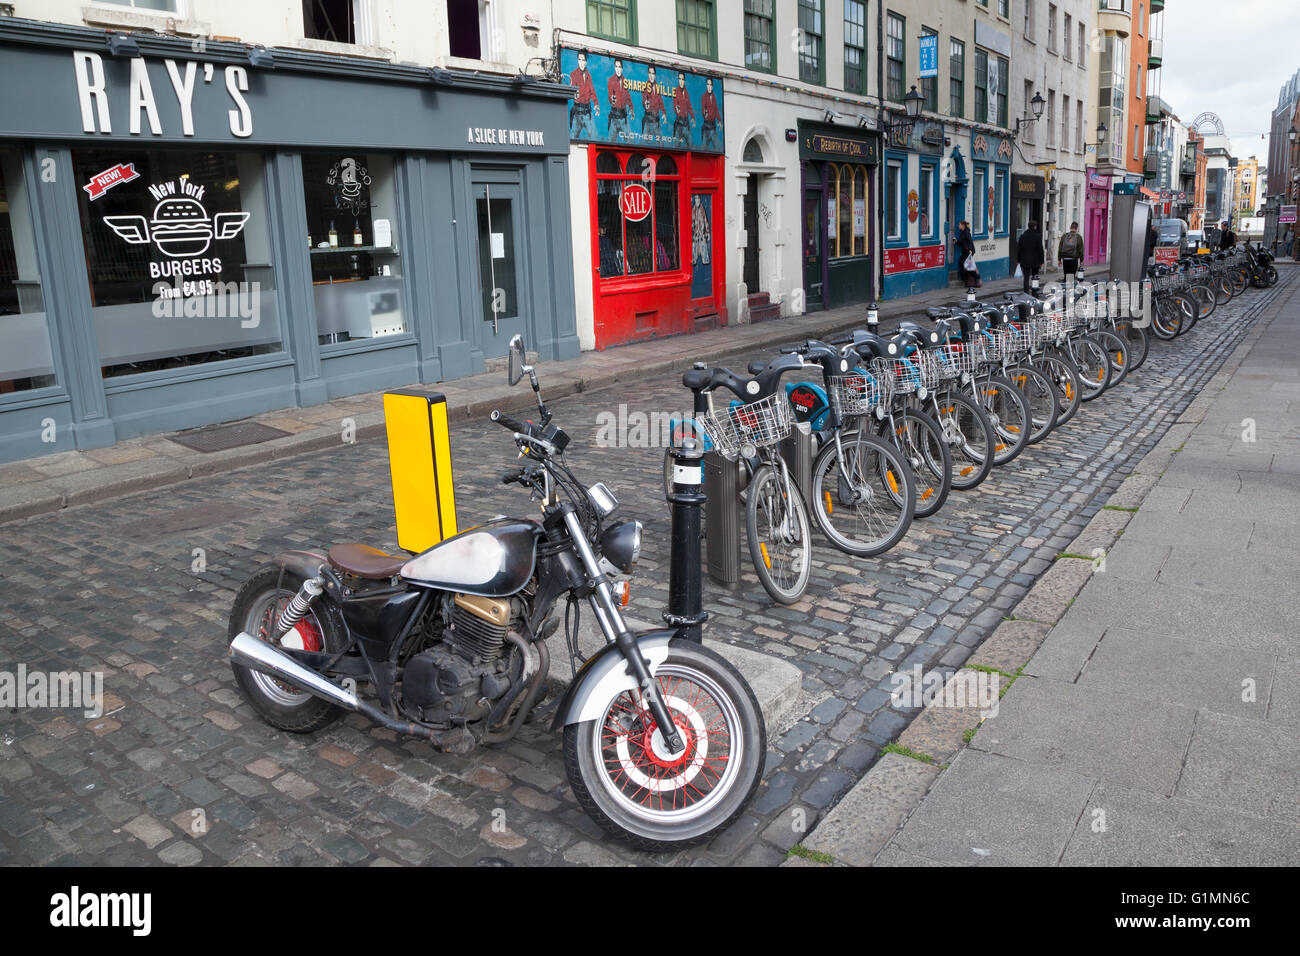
[0,18,578,463]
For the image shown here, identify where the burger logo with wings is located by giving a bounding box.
[102,178,249,258]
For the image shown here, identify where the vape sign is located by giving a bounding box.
[620,183,653,221]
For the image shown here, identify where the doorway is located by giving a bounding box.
[743,174,761,293]
[802,168,824,310]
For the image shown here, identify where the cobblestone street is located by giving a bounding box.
[1,276,1291,866]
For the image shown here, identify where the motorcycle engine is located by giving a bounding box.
[401,593,521,726]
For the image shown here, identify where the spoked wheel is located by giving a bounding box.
[1230,270,1248,295]
[931,391,996,490]
[1113,318,1149,372]
[1263,265,1279,286]
[744,463,812,604]
[1069,335,1112,400]
[811,427,915,556]
[564,643,765,852]
[1188,284,1216,320]
[228,565,346,734]
[974,376,1031,466]
[1005,364,1059,444]
[1034,352,1083,428]
[1151,298,1182,340]
[1171,293,1198,335]
[1212,276,1232,305]
[876,408,952,518]
[1095,329,1131,389]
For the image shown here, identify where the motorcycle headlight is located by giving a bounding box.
[599,519,642,575]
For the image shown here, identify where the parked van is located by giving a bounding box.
[1153,218,1189,254]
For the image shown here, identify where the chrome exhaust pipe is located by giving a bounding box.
[229,632,360,711]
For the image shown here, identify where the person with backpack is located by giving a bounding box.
[1219,220,1237,250]
[1016,220,1045,293]
[1058,221,1084,280]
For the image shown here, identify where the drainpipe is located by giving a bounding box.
[876,0,886,301]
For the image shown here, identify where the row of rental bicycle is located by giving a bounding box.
[667,247,1281,605]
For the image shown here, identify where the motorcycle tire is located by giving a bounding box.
[563,641,766,852]
[1264,265,1279,286]
[228,564,348,734]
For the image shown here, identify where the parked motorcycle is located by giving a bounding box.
[226,334,765,851]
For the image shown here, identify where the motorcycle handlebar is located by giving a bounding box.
[490,409,530,435]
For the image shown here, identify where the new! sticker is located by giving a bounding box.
[83,163,139,200]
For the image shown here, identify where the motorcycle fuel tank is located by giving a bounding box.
[400,518,541,597]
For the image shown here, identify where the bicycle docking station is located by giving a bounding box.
[664,437,708,643]
[780,420,815,514]
[703,449,742,589]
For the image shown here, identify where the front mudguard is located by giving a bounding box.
[549,629,676,731]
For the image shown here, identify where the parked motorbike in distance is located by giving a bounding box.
[226,334,765,851]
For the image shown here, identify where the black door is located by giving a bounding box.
[743,175,760,292]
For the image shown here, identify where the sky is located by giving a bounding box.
[1157,0,1300,163]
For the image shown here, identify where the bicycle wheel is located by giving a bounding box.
[1095,329,1131,389]
[1069,335,1111,400]
[1188,284,1216,320]
[1170,294,1197,335]
[1034,351,1082,428]
[1212,276,1232,305]
[1151,297,1182,340]
[876,408,952,518]
[974,376,1031,466]
[1112,318,1149,372]
[1230,270,1248,295]
[744,463,812,605]
[811,428,915,556]
[932,390,996,490]
[1005,364,1059,444]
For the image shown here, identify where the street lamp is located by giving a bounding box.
[1013,91,1046,139]
[883,85,925,141]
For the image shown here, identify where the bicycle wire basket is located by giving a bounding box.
[827,371,892,415]
[695,391,793,457]
[871,353,938,393]
[935,340,983,378]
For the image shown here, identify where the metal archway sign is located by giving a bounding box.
[1191,112,1225,137]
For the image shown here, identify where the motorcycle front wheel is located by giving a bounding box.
[563,643,766,852]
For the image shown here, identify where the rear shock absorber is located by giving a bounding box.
[273,576,325,640]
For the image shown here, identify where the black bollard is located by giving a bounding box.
[663,435,708,643]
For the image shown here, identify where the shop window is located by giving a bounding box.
[919,161,936,240]
[797,0,824,85]
[886,159,903,241]
[743,0,775,72]
[677,0,716,60]
[973,165,987,236]
[303,0,363,44]
[475,183,519,328]
[994,168,1008,234]
[588,0,636,43]
[0,151,56,394]
[73,147,282,378]
[301,152,406,346]
[844,0,867,94]
[594,150,681,280]
[827,163,869,258]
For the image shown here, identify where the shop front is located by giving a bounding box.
[797,120,878,309]
[561,48,725,350]
[1085,167,1112,265]
[1008,174,1045,273]
[881,119,946,299]
[0,18,575,462]
[969,131,1012,279]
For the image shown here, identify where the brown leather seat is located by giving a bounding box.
[328,543,406,580]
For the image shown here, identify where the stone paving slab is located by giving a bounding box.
[1174,711,1300,822]
[971,677,1197,796]
[883,750,1096,866]
[1058,783,1300,867]
[796,753,940,866]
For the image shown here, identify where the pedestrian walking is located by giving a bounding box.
[1218,220,1237,251]
[955,220,979,287]
[1058,221,1084,281]
[1284,225,1294,258]
[1016,220,1044,293]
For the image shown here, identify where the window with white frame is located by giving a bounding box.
[973,166,987,234]
[994,168,1007,233]
[886,158,903,240]
[303,0,375,46]
[1061,94,1070,151]
[919,161,936,238]
[1024,0,1035,40]
[1048,4,1057,51]
[1046,90,1055,146]
[1063,12,1072,60]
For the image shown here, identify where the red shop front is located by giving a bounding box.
[588,146,726,349]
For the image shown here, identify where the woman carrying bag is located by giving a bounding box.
[955,220,980,287]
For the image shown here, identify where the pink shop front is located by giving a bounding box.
[1084,167,1111,265]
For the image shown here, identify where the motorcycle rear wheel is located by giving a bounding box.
[228,565,347,734]
[563,644,765,852]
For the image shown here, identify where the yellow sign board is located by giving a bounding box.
[383,390,458,554]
